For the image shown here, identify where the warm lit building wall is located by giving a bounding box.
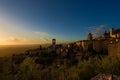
[76,41,82,46]
[108,43,117,56]
[93,40,103,52]
[117,33,120,38]
[82,40,87,50]
[108,41,120,57]
[81,40,93,51]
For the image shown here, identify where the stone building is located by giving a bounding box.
[93,40,103,52]
[110,28,120,38]
[27,28,120,57]
[52,38,56,45]
[48,38,57,52]
[107,28,120,56]
[75,28,120,54]
[87,32,93,40]
[108,39,120,56]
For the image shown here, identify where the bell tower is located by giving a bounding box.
[52,38,56,45]
[87,33,92,40]
[110,28,114,37]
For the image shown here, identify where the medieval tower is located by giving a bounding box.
[87,33,92,40]
[110,28,115,38]
[52,38,56,45]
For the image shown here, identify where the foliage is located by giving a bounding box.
[0,52,120,80]
[15,57,35,80]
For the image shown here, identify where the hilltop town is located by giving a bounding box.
[25,27,120,58]
[1,28,120,80]
[14,27,120,71]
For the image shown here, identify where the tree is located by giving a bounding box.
[15,57,35,80]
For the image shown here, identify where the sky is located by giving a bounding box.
[0,0,120,45]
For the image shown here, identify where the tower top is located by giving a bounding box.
[87,33,92,40]
[52,38,56,45]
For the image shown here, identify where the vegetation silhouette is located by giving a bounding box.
[0,49,120,80]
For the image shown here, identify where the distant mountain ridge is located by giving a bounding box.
[0,44,50,57]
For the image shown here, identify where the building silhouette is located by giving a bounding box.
[76,28,120,55]
[52,38,56,45]
[87,33,92,40]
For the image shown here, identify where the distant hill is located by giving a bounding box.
[0,44,50,57]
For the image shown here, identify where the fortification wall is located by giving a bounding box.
[108,41,120,57]
[93,40,103,52]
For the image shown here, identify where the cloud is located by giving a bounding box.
[7,37,27,42]
[0,10,53,45]
[40,37,51,43]
[89,25,106,38]
[7,37,21,42]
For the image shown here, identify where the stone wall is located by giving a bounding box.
[93,40,103,52]
[108,41,120,57]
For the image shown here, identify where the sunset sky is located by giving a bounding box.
[0,0,120,45]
